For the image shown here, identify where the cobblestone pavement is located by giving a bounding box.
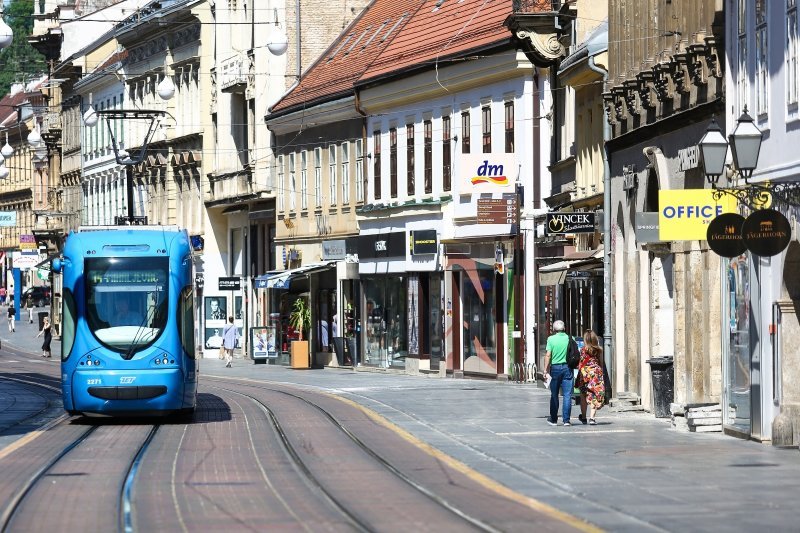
[2,317,798,531]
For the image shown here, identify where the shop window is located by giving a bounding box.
[363,276,406,367]
[462,269,496,369]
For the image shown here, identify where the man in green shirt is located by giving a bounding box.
[543,320,573,426]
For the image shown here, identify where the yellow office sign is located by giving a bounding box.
[658,189,738,241]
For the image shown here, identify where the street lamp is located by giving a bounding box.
[700,108,763,186]
[0,8,13,50]
[728,106,763,183]
[698,116,728,187]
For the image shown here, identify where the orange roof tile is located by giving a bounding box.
[269,0,424,115]
[358,0,516,85]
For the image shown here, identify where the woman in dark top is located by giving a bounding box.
[37,317,52,358]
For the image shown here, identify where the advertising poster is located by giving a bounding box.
[252,326,277,358]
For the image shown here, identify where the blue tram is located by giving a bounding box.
[53,226,198,416]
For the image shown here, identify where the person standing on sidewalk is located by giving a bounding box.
[576,329,605,425]
[543,320,573,426]
[222,316,239,368]
[7,303,15,333]
[37,317,52,358]
[26,297,34,324]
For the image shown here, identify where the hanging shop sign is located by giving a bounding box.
[460,153,517,193]
[741,209,791,257]
[218,277,241,291]
[706,213,747,258]
[658,189,737,240]
[546,212,596,234]
[411,230,438,255]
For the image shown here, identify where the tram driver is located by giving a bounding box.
[111,296,144,327]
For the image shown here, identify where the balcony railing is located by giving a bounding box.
[220,54,247,93]
[512,0,560,13]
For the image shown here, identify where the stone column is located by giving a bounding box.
[772,300,800,446]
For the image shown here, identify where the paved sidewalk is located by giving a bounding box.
[4,320,798,531]
[1,305,57,356]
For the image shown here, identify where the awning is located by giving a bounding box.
[538,248,604,286]
[254,261,337,290]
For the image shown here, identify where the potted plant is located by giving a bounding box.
[288,296,311,368]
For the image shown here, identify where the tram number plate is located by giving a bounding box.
[87,379,101,385]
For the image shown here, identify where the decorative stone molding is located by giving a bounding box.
[652,62,675,101]
[687,43,709,85]
[515,29,566,64]
[672,52,692,94]
[703,37,723,79]
[610,87,627,122]
[636,72,657,109]
[623,80,640,115]
[602,92,616,125]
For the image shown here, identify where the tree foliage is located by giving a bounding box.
[0,0,47,97]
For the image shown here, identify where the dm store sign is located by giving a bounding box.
[461,153,517,193]
[658,189,737,241]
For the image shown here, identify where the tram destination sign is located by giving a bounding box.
[477,197,517,224]
[546,212,596,234]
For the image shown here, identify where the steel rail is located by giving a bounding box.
[120,425,160,533]
[0,425,98,532]
[208,379,499,533]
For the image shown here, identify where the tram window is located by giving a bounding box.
[178,285,196,359]
[85,257,169,352]
[61,288,77,360]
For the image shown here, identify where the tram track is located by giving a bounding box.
[0,419,160,533]
[206,378,502,532]
[0,375,62,434]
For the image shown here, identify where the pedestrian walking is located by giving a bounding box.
[7,303,15,333]
[222,316,239,368]
[27,296,34,323]
[37,317,52,358]
[543,320,573,426]
[576,329,605,425]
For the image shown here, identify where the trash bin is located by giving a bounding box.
[38,312,49,331]
[646,356,674,418]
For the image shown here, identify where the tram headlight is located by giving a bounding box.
[155,359,161,365]
[162,358,168,365]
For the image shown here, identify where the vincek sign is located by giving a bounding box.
[546,212,596,234]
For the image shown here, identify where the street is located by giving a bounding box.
[0,316,798,532]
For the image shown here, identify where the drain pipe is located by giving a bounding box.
[588,53,613,388]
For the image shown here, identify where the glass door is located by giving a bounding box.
[723,253,751,433]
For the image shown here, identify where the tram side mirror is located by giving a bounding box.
[52,258,62,273]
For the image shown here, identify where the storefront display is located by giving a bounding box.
[362,276,406,368]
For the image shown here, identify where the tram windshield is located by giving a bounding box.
[85,257,169,353]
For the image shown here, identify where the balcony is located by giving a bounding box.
[220,54,247,94]
[505,1,570,66]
